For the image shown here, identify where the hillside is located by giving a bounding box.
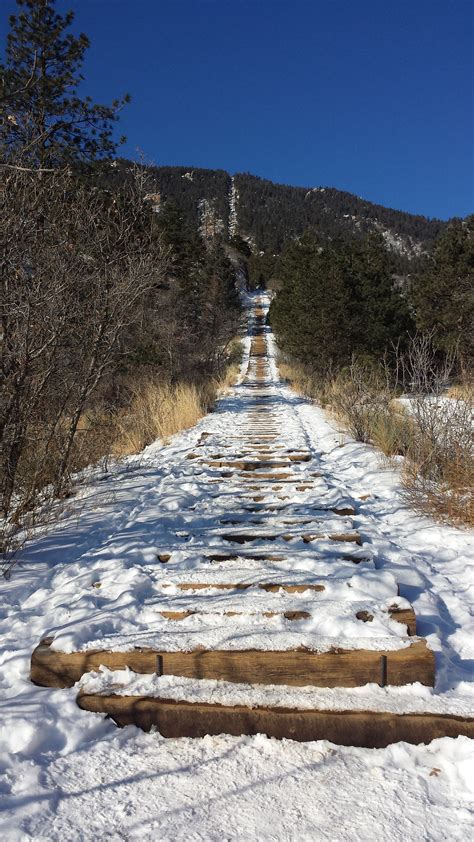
[98,160,447,265]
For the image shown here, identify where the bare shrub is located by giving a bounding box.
[387,332,473,524]
[401,390,473,526]
[390,329,458,396]
[1,164,168,540]
[327,359,392,443]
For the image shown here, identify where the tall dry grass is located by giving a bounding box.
[278,359,326,402]
[112,343,244,456]
[371,406,415,458]
[325,363,391,443]
[113,380,214,455]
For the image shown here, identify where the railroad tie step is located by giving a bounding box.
[219,531,362,545]
[150,606,416,635]
[206,460,292,471]
[31,638,435,689]
[171,581,325,593]
[75,691,474,747]
[157,609,312,621]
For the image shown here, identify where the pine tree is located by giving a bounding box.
[411,216,474,371]
[342,234,413,358]
[270,233,413,374]
[1,0,129,166]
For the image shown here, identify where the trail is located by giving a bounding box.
[0,293,473,840]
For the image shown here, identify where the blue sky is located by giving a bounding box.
[1,0,473,219]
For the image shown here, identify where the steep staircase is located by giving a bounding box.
[30,298,474,747]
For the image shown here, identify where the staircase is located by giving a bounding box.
[30,298,474,747]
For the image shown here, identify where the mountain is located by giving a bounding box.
[98,160,447,267]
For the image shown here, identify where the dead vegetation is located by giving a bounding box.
[278,338,473,528]
[1,162,243,572]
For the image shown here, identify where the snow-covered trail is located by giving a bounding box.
[0,292,473,840]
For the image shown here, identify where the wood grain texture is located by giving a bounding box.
[76,693,474,747]
[31,639,434,689]
[206,460,292,470]
[174,582,325,592]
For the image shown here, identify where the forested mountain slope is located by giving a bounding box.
[98,160,447,264]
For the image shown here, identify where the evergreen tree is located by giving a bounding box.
[1,0,129,165]
[410,216,474,370]
[198,241,241,367]
[341,234,413,357]
[154,202,241,376]
[270,233,413,374]
[270,233,351,368]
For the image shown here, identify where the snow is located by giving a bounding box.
[228,175,238,238]
[0,291,473,839]
[2,731,472,841]
[78,666,473,718]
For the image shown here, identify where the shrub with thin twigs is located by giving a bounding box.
[326,360,392,443]
[277,341,473,527]
[400,390,473,526]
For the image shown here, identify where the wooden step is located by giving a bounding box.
[172,581,325,593]
[157,609,312,621]
[206,460,292,471]
[152,606,415,634]
[31,638,434,689]
[238,472,304,480]
[219,531,362,545]
[205,552,285,561]
[306,532,363,545]
[76,693,474,747]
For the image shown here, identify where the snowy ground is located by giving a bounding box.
[0,293,473,840]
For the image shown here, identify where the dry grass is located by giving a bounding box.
[113,380,212,455]
[446,382,473,401]
[325,363,392,443]
[212,338,244,394]
[112,343,244,456]
[400,390,473,527]
[218,362,241,393]
[278,359,324,401]
[279,353,473,528]
[371,406,415,457]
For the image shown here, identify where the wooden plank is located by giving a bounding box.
[76,693,474,747]
[153,606,414,632]
[31,639,434,689]
[389,607,417,636]
[288,454,311,462]
[206,460,291,471]
[304,532,363,545]
[175,582,325,593]
[205,552,285,561]
[219,533,279,543]
[158,610,312,621]
[218,531,362,545]
[331,507,357,516]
